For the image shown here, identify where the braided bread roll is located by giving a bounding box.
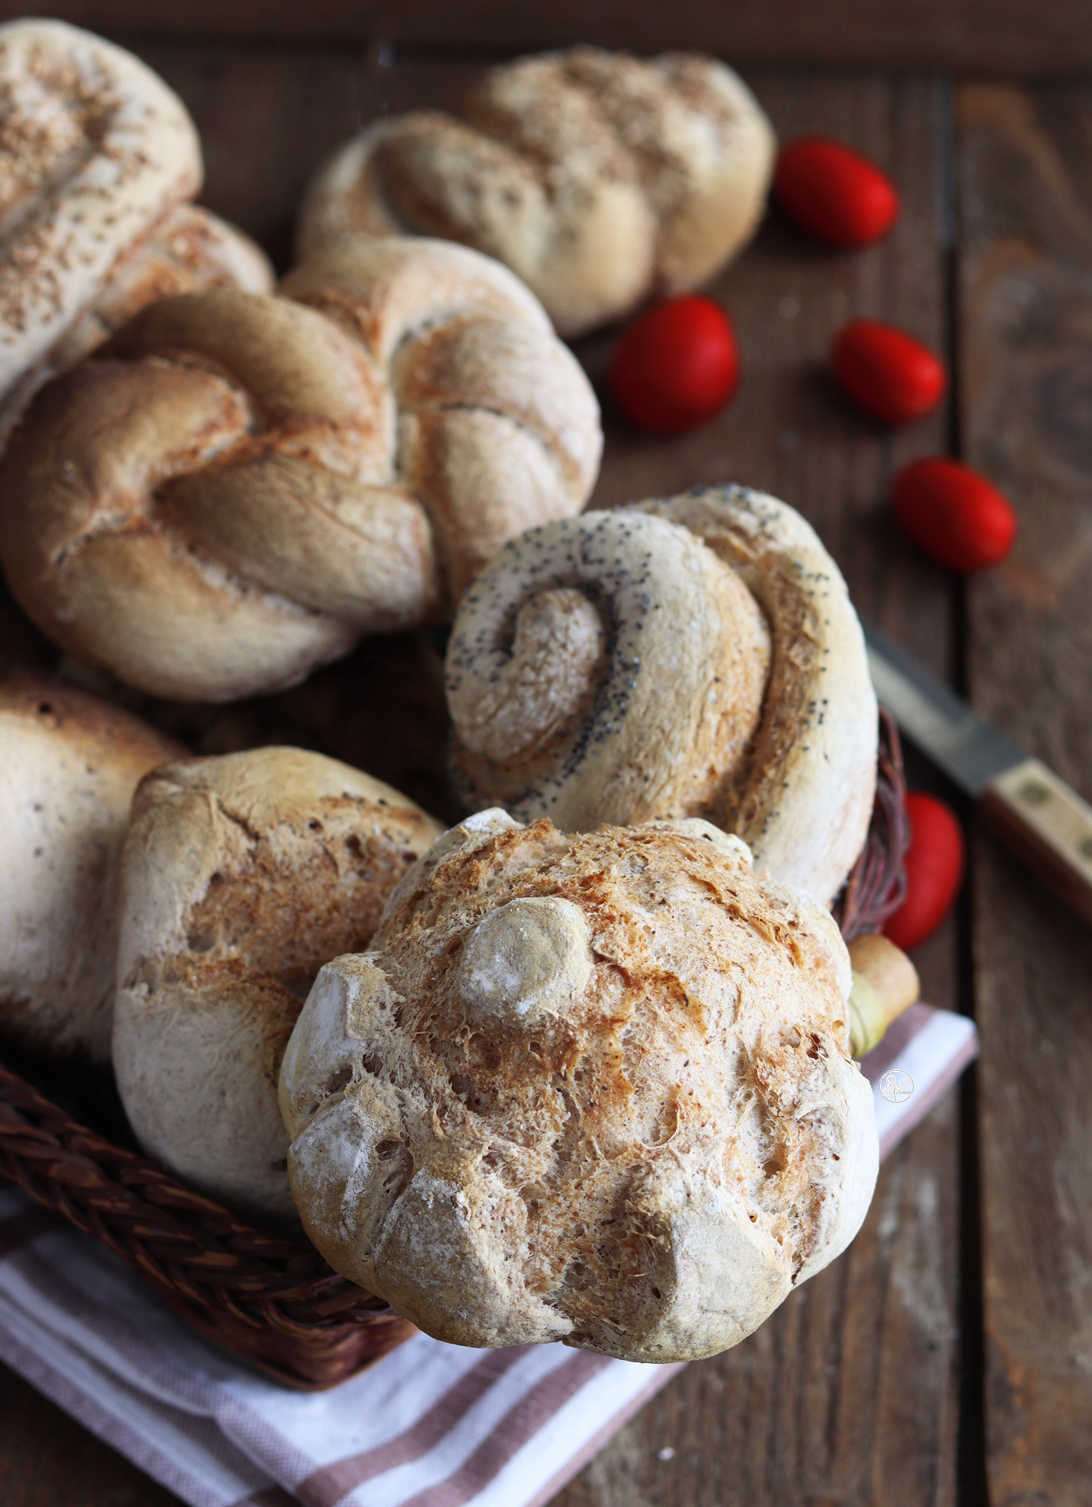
[113,747,443,1218]
[280,811,878,1360]
[0,673,183,1062]
[0,22,271,444]
[0,239,600,702]
[298,48,776,336]
[447,490,877,906]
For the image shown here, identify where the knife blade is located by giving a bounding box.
[863,622,1092,926]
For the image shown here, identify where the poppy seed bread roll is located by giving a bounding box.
[279,812,878,1361]
[446,489,877,906]
[113,747,444,1218]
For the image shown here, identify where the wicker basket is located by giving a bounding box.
[0,711,908,1391]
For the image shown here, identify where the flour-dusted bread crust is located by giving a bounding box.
[0,21,201,439]
[447,491,877,906]
[0,239,601,702]
[280,813,878,1361]
[297,48,775,336]
[0,673,183,1061]
[113,747,444,1218]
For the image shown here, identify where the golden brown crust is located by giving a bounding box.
[0,672,184,1061]
[0,242,601,701]
[280,814,877,1360]
[297,48,776,336]
[0,21,201,440]
[113,746,444,1217]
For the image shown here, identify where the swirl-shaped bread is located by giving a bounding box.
[0,22,271,443]
[0,672,183,1061]
[0,238,601,702]
[113,746,444,1218]
[447,489,877,906]
[280,811,878,1361]
[298,48,775,336]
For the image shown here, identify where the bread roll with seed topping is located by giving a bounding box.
[446,490,877,905]
[297,47,775,336]
[113,747,444,1217]
[280,812,878,1359]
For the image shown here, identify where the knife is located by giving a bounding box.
[863,622,1092,926]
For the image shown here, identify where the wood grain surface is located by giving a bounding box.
[958,82,1092,1506]
[0,0,1091,76]
[0,45,982,1507]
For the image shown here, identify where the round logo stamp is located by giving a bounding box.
[879,1068,914,1104]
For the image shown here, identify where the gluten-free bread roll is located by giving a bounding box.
[280,810,878,1361]
[0,673,183,1061]
[113,747,444,1218]
[298,48,775,337]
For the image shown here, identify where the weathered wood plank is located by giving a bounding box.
[958,82,1092,1506]
[2,0,1092,76]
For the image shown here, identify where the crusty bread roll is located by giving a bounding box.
[447,491,877,906]
[0,672,183,1061]
[1,203,274,444]
[280,810,878,1361]
[113,747,444,1218]
[298,48,775,337]
[0,239,601,702]
[0,22,201,438]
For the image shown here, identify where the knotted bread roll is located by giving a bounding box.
[446,489,877,907]
[0,20,271,444]
[0,239,601,701]
[298,48,775,336]
[0,673,182,1061]
[280,811,878,1361]
[113,747,444,1217]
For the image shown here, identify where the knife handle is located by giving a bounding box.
[981,757,1092,926]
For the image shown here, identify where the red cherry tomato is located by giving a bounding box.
[892,457,1018,572]
[884,792,965,951]
[831,320,946,424]
[774,137,900,249]
[609,296,739,434]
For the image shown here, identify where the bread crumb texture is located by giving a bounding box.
[280,812,878,1361]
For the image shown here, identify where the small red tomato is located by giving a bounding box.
[892,457,1018,572]
[774,137,900,249]
[609,296,738,434]
[831,320,946,424]
[884,792,965,951]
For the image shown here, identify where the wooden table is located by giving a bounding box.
[2,7,1092,1504]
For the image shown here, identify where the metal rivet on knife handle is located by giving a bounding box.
[981,757,1092,925]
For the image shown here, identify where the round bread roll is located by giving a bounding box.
[446,489,878,906]
[0,21,201,440]
[113,747,444,1218]
[279,811,878,1361]
[0,672,183,1061]
[297,47,775,336]
[0,240,601,702]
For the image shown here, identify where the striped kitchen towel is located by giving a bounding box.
[0,1002,976,1507]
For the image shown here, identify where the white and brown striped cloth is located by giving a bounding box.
[0,1003,975,1507]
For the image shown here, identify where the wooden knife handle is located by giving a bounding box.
[981,757,1092,926]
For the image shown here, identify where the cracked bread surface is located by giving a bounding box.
[280,811,878,1360]
[113,746,443,1218]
